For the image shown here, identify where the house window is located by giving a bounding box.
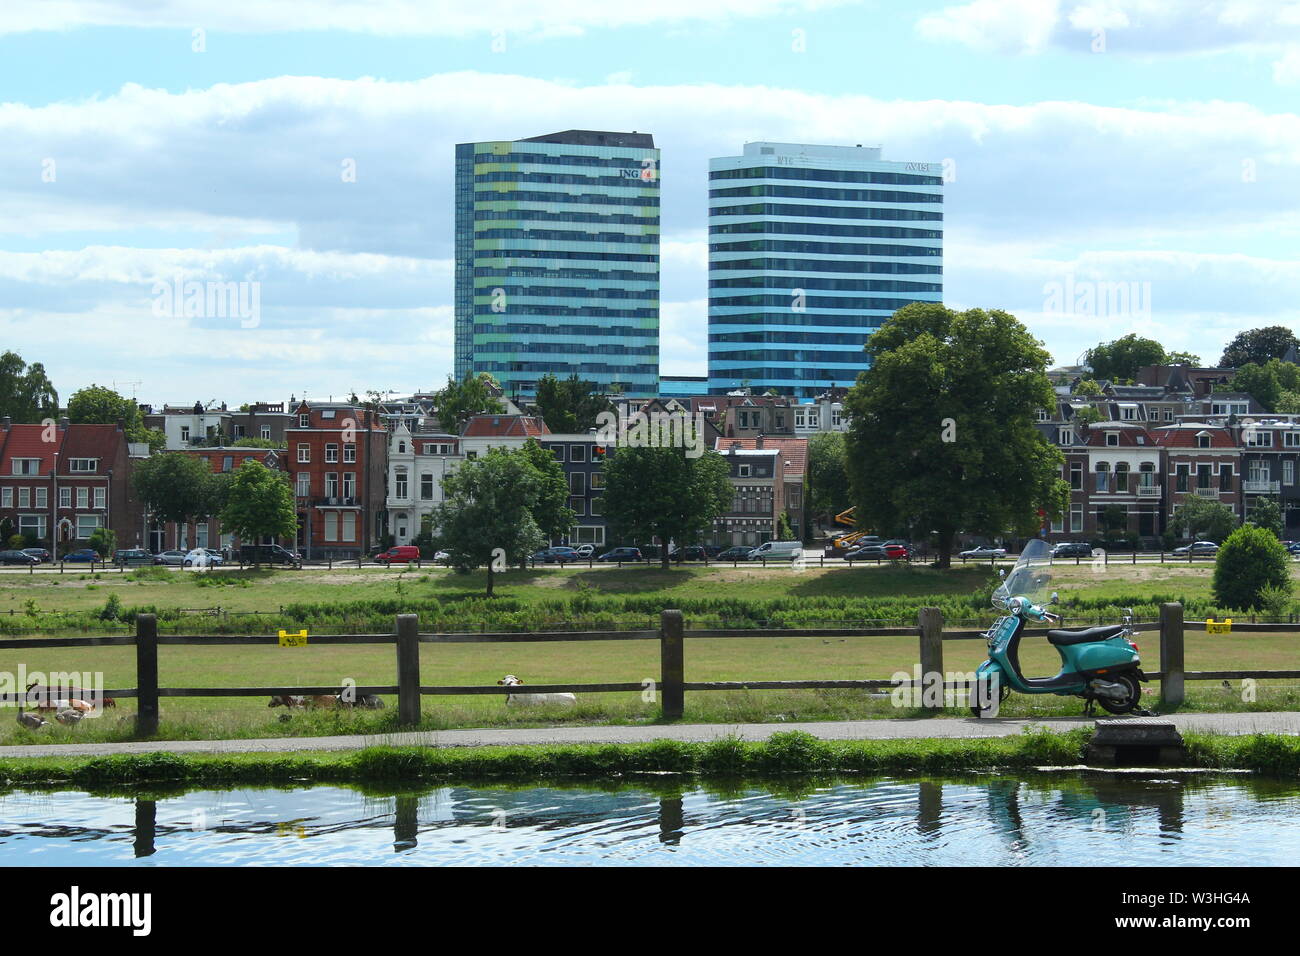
[591,472,606,490]
[1051,514,1064,533]
[1176,465,1188,492]
[1197,435,1211,449]
[68,459,98,473]
[324,512,338,541]
[300,414,310,428]
[1105,432,1119,447]
[1114,463,1129,493]
[18,487,30,508]
[325,444,338,463]
[222,456,233,472]
[341,513,356,542]
[344,444,356,463]
[296,473,310,497]
[1070,505,1083,533]
[19,515,46,539]
[1036,408,1050,422]
[590,497,604,516]
[569,497,586,516]
[1286,461,1295,486]
[552,446,565,461]
[394,470,408,499]
[76,515,101,539]
[1069,462,1083,491]
[180,426,191,443]
[297,444,310,463]
[1058,428,1074,446]
[12,459,39,475]
[1247,431,1273,447]
[0,487,10,508]
[569,473,586,495]
[59,488,71,508]
[831,408,842,427]
[1094,463,1109,493]
[260,425,272,440]
[342,473,355,499]
[571,445,587,463]
[76,488,88,509]
[325,473,339,498]
[466,451,477,460]
[739,464,751,477]
[808,410,820,428]
[1220,464,1232,491]
[421,474,434,500]
[196,524,209,549]
[795,409,806,428]
[94,488,106,509]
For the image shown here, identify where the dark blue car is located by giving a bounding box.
[62,549,100,563]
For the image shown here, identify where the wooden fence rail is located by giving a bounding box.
[0,604,1295,729]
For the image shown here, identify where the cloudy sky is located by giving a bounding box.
[2,0,1298,406]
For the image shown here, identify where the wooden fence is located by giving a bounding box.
[1,603,1296,732]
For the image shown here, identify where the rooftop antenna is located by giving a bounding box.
[113,380,142,400]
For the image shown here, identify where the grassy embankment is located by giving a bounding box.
[0,561,1297,744]
[2,729,1299,788]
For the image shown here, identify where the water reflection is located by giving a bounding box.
[0,773,1296,866]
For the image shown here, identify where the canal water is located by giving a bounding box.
[2,773,1296,865]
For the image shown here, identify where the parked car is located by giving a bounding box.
[845,544,887,561]
[22,548,51,563]
[883,544,910,560]
[960,545,1007,559]
[597,546,643,563]
[1173,541,1219,556]
[0,549,38,565]
[154,550,186,566]
[1287,541,1300,555]
[674,545,710,561]
[112,548,154,567]
[531,546,580,564]
[748,540,803,562]
[62,549,100,563]
[183,548,223,568]
[717,546,755,561]
[1051,541,1093,558]
[240,544,301,567]
[375,545,421,565]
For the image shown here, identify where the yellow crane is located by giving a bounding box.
[830,507,871,549]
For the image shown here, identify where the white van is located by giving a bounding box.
[748,540,803,561]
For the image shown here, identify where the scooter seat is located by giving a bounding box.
[1047,625,1126,646]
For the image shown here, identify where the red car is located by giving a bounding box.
[883,544,910,560]
[375,545,421,565]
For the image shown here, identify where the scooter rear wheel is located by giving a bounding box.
[1095,672,1142,715]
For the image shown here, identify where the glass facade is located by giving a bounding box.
[454,131,661,398]
[707,143,944,397]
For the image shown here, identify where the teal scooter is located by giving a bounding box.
[970,539,1148,717]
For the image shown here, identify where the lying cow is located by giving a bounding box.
[497,674,576,706]
[268,693,384,709]
[25,683,115,710]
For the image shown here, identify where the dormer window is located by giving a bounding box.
[1196,431,1212,449]
[1105,432,1119,446]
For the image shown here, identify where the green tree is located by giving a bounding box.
[1219,326,1300,369]
[534,374,613,433]
[517,437,577,549]
[232,437,286,449]
[218,460,297,564]
[67,384,165,452]
[0,351,58,423]
[1212,525,1291,611]
[1074,378,1103,396]
[132,452,223,528]
[1246,496,1284,539]
[1169,497,1237,542]
[1099,504,1127,540]
[1166,350,1202,366]
[432,372,506,434]
[844,303,1067,568]
[1277,390,1300,414]
[602,445,733,570]
[431,448,547,596]
[87,526,116,557]
[1072,405,1104,425]
[1084,334,1169,382]
[1218,362,1282,411]
[807,432,851,524]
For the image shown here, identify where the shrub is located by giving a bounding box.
[1212,525,1292,611]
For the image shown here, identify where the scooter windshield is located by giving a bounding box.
[991,539,1052,610]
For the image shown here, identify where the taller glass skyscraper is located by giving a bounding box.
[454,130,661,398]
[706,142,944,397]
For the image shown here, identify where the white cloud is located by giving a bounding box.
[0,0,859,36]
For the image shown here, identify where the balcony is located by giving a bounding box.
[1193,486,1222,498]
[1243,480,1280,494]
[1136,485,1160,497]
[313,496,360,508]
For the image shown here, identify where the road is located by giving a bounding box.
[2,711,1296,759]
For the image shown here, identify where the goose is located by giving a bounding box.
[17,707,46,730]
[55,708,84,727]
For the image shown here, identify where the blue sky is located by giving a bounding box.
[1,0,1298,404]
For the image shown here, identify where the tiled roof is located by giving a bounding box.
[714,436,809,477]
[56,424,126,474]
[1150,425,1237,448]
[0,423,61,473]
[461,415,550,438]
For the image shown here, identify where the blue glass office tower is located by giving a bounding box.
[454,130,661,398]
[706,142,944,397]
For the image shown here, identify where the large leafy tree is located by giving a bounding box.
[67,384,165,452]
[533,374,613,433]
[1212,525,1291,611]
[132,452,224,528]
[432,372,505,434]
[1219,326,1300,369]
[219,460,297,561]
[1169,496,1237,543]
[1084,334,1170,382]
[843,303,1067,568]
[1221,362,1283,411]
[807,432,851,525]
[431,448,547,597]
[0,351,58,423]
[602,445,733,570]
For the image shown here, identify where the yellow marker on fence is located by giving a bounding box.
[1206,619,1232,635]
[278,628,309,647]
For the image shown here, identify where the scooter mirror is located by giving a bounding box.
[1050,592,1059,605]
[997,569,1006,579]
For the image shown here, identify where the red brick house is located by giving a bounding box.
[285,401,387,559]
[0,417,143,554]
[1151,423,1240,529]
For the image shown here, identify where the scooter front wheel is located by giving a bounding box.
[969,682,1010,717]
[1095,672,1142,715]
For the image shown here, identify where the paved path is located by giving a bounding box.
[2,711,1297,759]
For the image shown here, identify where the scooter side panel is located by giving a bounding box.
[1068,640,1141,673]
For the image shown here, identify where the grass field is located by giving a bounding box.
[1,561,1297,745]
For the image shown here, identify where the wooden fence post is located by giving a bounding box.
[135,613,159,736]
[660,609,684,720]
[396,614,420,726]
[918,606,944,707]
[1159,602,1184,707]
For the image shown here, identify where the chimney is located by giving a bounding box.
[1,416,9,430]
[115,418,125,432]
[755,435,764,449]
[59,417,69,430]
